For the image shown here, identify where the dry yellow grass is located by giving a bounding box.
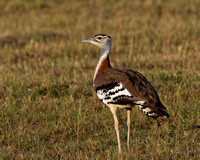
[0,0,199,159]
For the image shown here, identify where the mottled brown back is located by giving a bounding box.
[94,68,169,119]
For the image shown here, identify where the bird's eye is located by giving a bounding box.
[97,37,102,40]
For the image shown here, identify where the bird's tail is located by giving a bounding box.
[138,103,169,120]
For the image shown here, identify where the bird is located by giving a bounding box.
[81,34,169,153]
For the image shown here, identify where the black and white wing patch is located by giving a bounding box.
[96,82,134,104]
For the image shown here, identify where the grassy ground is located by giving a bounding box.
[0,0,200,159]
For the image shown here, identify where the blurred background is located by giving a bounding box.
[0,0,199,159]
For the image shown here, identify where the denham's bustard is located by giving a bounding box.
[81,34,169,153]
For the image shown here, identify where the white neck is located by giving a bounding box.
[93,46,110,81]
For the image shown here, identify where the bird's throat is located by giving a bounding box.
[94,54,112,81]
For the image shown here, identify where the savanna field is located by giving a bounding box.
[0,0,199,159]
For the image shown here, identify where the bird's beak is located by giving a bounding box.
[80,38,91,43]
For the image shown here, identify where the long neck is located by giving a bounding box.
[93,47,112,81]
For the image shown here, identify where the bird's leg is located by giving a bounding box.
[127,109,131,151]
[109,106,121,153]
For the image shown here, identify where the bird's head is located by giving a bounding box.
[81,34,112,49]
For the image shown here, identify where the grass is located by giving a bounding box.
[0,0,199,159]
